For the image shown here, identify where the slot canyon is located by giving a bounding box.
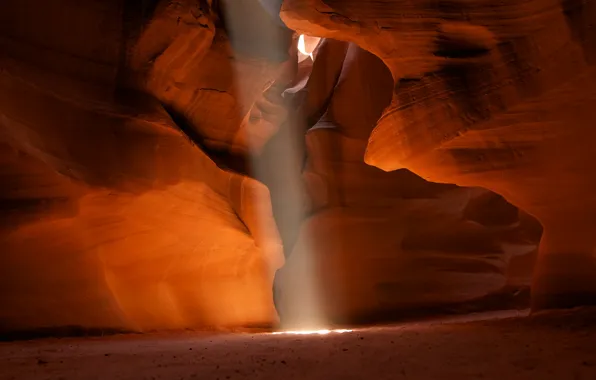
[0,0,595,379]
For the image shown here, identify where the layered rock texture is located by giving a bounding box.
[0,0,558,335]
[281,0,596,311]
[0,0,284,333]
[275,41,538,326]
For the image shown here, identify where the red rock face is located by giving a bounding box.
[0,0,283,332]
[0,0,548,334]
[276,42,537,325]
[281,0,596,310]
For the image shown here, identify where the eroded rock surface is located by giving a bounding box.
[276,42,537,326]
[281,0,596,310]
[0,0,284,333]
[0,0,547,335]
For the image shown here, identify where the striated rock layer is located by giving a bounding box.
[275,42,537,325]
[0,0,545,334]
[281,0,596,311]
[0,0,284,333]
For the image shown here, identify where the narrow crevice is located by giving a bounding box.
[161,105,250,175]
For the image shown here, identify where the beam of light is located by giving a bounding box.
[271,329,353,336]
[221,2,328,330]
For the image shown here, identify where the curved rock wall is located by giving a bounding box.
[281,0,596,311]
[0,0,283,333]
[0,0,544,334]
[276,42,537,325]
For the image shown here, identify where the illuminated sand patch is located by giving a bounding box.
[271,329,353,336]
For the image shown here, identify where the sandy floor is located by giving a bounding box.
[1,309,595,380]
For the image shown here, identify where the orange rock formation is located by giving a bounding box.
[5,0,583,334]
[281,0,596,310]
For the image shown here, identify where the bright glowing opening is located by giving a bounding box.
[272,329,353,336]
[298,35,312,58]
[298,35,321,62]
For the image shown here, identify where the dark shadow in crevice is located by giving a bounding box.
[162,105,250,176]
[561,0,596,65]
